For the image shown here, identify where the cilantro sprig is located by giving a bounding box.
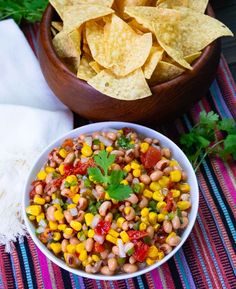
[180,111,236,171]
[88,150,132,201]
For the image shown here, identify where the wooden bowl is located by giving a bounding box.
[38,5,221,124]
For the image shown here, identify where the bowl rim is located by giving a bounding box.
[40,3,217,91]
[23,121,199,281]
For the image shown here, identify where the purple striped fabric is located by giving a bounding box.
[0,24,235,289]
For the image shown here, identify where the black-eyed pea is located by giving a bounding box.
[78,197,88,210]
[181,171,188,181]
[129,256,136,264]
[65,253,78,268]
[160,243,172,254]
[64,152,75,164]
[126,173,133,182]
[150,170,163,181]
[147,226,154,239]
[100,266,114,276]
[69,237,80,245]
[167,235,181,247]
[180,194,190,201]
[155,159,170,171]
[64,210,73,223]
[122,221,129,231]
[108,258,118,272]
[61,239,69,252]
[180,217,189,229]
[100,249,109,259]
[161,148,171,159]
[35,184,43,195]
[144,137,152,144]
[85,238,94,252]
[76,210,85,222]
[112,164,121,171]
[125,207,135,221]
[139,196,148,209]
[163,166,173,176]
[139,174,151,185]
[171,216,181,230]
[123,264,138,273]
[99,201,112,217]
[105,212,113,222]
[106,131,117,141]
[127,194,139,204]
[112,246,119,255]
[163,220,173,233]
[46,206,56,221]
[181,211,188,217]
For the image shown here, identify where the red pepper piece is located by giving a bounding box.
[133,240,149,262]
[140,146,161,169]
[127,230,149,240]
[94,220,111,235]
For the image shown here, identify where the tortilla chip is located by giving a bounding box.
[75,0,114,6]
[88,68,151,100]
[128,19,150,33]
[51,21,63,32]
[156,0,208,13]
[51,27,58,37]
[77,54,97,80]
[116,0,151,18]
[105,14,152,76]
[63,4,114,33]
[50,0,67,19]
[142,45,164,79]
[149,61,184,84]
[184,51,202,64]
[89,61,103,73]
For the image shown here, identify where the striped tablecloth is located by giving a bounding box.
[0,25,235,289]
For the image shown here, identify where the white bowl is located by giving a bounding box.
[23,121,199,280]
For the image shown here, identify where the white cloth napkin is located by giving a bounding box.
[0,19,73,251]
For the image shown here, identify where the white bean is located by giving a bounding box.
[100,266,114,276]
[46,206,56,221]
[99,201,112,217]
[150,170,163,181]
[172,216,181,230]
[139,174,151,185]
[163,220,173,233]
[127,194,139,204]
[123,264,138,273]
[85,238,94,252]
[167,236,181,247]
[180,217,189,229]
[108,258,118,271]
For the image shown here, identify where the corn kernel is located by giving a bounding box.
[179,183,190,193]
[148,212,158,224]
[152,191,164,202]
[120,179,128,185]
[51,193,56,200]
[131,161,141,170]
[100,143,105,150]
[79,250,88,261]
[169,160,179,167]
[64,227,73,235]
[106,146,113,152]
[26,205,42,216]
[158,251,165,260]
[166,232,176,244]
[36,213,45,222]
[87,229,95,238]
[59,148,68,158]
[45,166,55,173]
[53,232,61,241]
[54,210,64,221]
[154,223,160,231]
[177,201,191,210]
[150,182,161,192]
[124,164,131,172]
[108,229,119,238]
[106,234,117,245]
[81,145,93,157]
[29,215,35,221]
[139,183,145,192]
[76,243,85,253]
[170,170,182,182]
[66,175,77,183]
[139,222,147,231]
[50,243,61,254]
[148,245,159,258]
[124,207,131,215]
[143,189,153,199]
[105,192,111,200]
[92,254,100,262]
[141,208,149,217]
[141,216,149,225]
[82,260,90,267]
[70,185,79,194]
[140,142,149,153]
[53,204,62,211]
[158,176,169,187]
[157,214,165,222]
[146,257,155,265]
[58,164,65,175]
[70,221,82,231]
[49,221,58,230]
[133,169,141,178]
[85,213,94,226]
[171,189,180,198]
[117,217,125,228]
[72,194,80,204]
[120,231,129,243]
[58,224,67,231]
[67,244,76,254]
[156,201,167,210]
[67,204,76,209]
[37,170,47,181]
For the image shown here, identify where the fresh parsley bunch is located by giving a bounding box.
[0,0,48,24]
[180,111,236,171]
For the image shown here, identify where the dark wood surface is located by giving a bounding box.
[211,0,236,80]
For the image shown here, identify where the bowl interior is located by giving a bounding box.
[23,122,199,280]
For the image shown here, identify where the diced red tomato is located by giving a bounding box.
[127,230,148,240]
[64,163,74,175]
[164,191,173,212]
[94,220,111,235]
[133,241,149,262]
[94,242,105,253]
[140,146,161,169]
[61,138,74,148]
[73,159,95,175]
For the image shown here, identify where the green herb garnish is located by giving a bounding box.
[88,150,132,201]
[180,111,236,171]
[83,178,91,188]
[143,236,152,245]
[149,200,157,211]
[177,208,183,224]
[93,139,100,145]
[117,135,134,150]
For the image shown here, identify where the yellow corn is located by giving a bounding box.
[124,164,131,173]
[154,223,160,231]
[131,161,140,170]
[50,243,61,254]
[82,260,90,267]
[81,145,93,157]
[76,243,85,253]
[58,164,65,175]
[105,192,111,200]
[166,232,176,244]
[67,244,76,254]
[33,196,45,205]
[66,175,77,183]
[72,194,80,204]
[140,142,149,153]
[120,179,128,185]
[120,231,129,243]
[51,193,56,200]
[157,214,165,223]
[36,212,45,222]
[124,207,131,215]
[59,148,68,158]
[158,251,165,260]
[29,215,35,221]
[143,189,153,199]
[37,170,47,180]
[152,191,164,202]
[156,201,167,210]
[92,254,100,262]
[67,204,76,209]
[79,250,88,261]
[26,205,41,216]
[158,176,169,187]
[54,210,64,221]
[70,221,82,231]
[146,257,155,265]
[139,222,147,231]
[70,185,79,194]
[58,224,67,231]
[117,217,125,228]
[109,229,119,238]
[64,227,73,235]
[148,212,158,225]
[49,221,58,230]
[133,169,141,178]
[141,216,149,225]
[150,182,161,192]
[84,213,94,227]
[171,189,180,198]
[45,166,55,173]
[170,170,182,182]
[106,146,113,152]
[148,245,159,258]
[106,234,117,245]
[139,183,145,192]
[87,229,95,238]
[53,232,61,241]
[177,201,191,210]
[100,143,105,150]
[53,204,62,211]
[141,208,149,217]
[169,160,179,167]
[179,183,190,193]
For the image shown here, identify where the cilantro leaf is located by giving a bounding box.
[107,184,132,201]
[224,134,236,159]
[117,135,134,149]
[94,150,115,175]
[219,119,236,134]
[87,167,108,184]
[109,170,125,185]
[199,111,219,128]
